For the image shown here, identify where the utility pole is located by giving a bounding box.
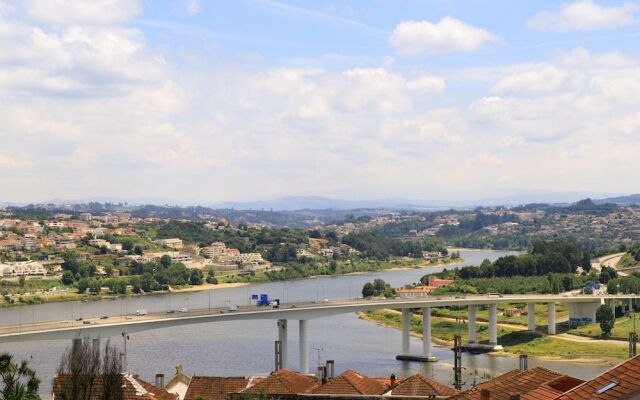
[121,331,130,371]
[453,334,463,391]
[630,310,638,358]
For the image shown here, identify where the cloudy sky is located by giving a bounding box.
[1,0,639,204]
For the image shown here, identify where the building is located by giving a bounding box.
[449,366,583,400]
[201,242,227,259]
[184,377,253,400]
[155,238,184,250]
[53,373,177,400]
[312,370,388,396]
[556,354,640,399]
[396,276,455,298]
[165,364,191,400]
[0,261,46,277]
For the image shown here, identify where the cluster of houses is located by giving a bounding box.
[52,354,640,400]
[396,276,456,298]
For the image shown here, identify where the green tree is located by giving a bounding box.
[160,255,172,269]
[0,352,41,400]
[362,282,374,298]
[61,271,74,286]
[373,279,386,293]
[18,275,25,288]
[122,240,134,252]
[134,245,143,256]
[596,304,615,337]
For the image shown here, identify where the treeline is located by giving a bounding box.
[456,240,590,279]
[430,274,587,295]
[341,232,446,259]
[436,212,519,238]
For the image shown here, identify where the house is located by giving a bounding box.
[555,354,640,399]
[52,373,177,400]
[449,367,583,400]
[235,369,319,397]
[165,364,191,400]
[312,370,388,396]
[201,242,227,259]
[387,373,460,398]
[184,377,253,400]
[155,238,184,250]
[503,307,522,317]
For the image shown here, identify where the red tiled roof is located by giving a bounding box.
[555,355,640,400]
[521,385,563,400]
[242,369,318,395]
[450,367,572,400]
[184,377,251,400]
[389,373,460,397]
[313,370,388,395]
[53,374,177,400]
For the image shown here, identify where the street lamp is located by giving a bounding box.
[121,331,130,371]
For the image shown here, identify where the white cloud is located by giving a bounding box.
[527,0,638,31]
[389,17,499,55]
[184,0,201,15]
[24,0,141,25]
[492,66,568,93]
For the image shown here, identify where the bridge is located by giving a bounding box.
[0,294,635,373]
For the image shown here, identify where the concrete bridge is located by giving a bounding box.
[0,294,634,373]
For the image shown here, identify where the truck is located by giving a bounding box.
[270,299,280,309]
[136,309,147,316]
[228,304,239,312]
[257,294,270,306]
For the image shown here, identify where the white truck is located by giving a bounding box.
[136,309,148,316]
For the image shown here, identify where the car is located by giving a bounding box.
[167,309,176,314]
[82,320,91,325]
[100,316,109,319]
[76,317,83,321]
[487,293,503,298]
[178,307,189,313]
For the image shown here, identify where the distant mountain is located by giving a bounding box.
[593,194,640,206]
[211,196,442,211]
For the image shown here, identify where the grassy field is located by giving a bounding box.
[568,315,640,340]
[360,309,628,360]
[431,303,568,326]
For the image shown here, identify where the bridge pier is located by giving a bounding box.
[488,304,498,346]
[396,308,436,362]
[468,305,477,344]
[548,303,556,335]
[299,320,308,374]
[527,303,536,332]
[277,319,287,368]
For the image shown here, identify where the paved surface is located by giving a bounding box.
[1,293,636,342]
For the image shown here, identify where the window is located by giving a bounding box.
[595,381,619,395]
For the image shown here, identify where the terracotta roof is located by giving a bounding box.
[313,370,388,395]
[184,377,251,400]
[389,373,460,397]
[53,374,177,400]
[521,385,563,400]
[242,369,319,395]
[450,367,574,400]
[556,355,640,400]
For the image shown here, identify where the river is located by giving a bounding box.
[0,250,615,396]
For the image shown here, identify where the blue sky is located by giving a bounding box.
[1,0,640,203]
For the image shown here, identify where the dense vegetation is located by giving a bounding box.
[455,240,590,279]
[341,232,446,259]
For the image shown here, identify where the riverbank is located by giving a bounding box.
[358,309,627,362]
[0,257,464,308]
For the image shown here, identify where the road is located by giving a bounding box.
[0,293,635,343]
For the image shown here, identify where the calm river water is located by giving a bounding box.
[0,250,615,396]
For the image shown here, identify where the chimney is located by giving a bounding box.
[509,394,521,400]
[155,374,165,388]
[317,366,326,384]
[519,355,528,371]
[390,374,396,387]
[326,360,335,378]
[480,389,491,400]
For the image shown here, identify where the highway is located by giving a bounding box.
[0,293,634,343]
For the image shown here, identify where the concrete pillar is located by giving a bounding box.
[548,303,556,335]
[402,308,411,355]
[468,305,477,344]
[488,304,498,345]
[527,303,536,332]
[422,307,432,358]
[630,299,634,313]
[299,320,308,374]
[277,319,288,368]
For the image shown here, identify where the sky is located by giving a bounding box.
[1,0,640,204]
